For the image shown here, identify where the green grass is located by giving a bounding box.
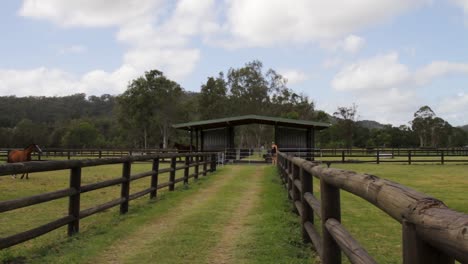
[232,166,317,264]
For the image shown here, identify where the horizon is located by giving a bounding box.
[0,1,467,127]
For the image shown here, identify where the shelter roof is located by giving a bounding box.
[173,115,330,130]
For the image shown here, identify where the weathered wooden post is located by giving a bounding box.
[98,150,102,159]
[195,155,199,180]
[150,158,159,199]
[67,151,71,160]
[169,157,176,191]
[68,167,81,235]
[341,150,345,163]
[300,166,313,243]
[120,161,131,214]
[210,153,216,172]
[292,163,300,214]
[184,155,189,184]
[321,178,341,264]
[287,157,293,199]
[441,150,445,165]
[377,150,380,164]
[408,151,412,165]
[402,220,454,264]
[203,155,207,176]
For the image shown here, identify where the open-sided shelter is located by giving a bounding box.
[173,115,330,160]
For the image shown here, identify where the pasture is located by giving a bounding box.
[0,158,466,263]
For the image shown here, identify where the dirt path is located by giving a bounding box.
[88,166,243,264]
[207,166,264,264]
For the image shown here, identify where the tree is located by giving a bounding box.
[411,106,435,147]
[61,120,102,148]
[117,70,184,149]
[199,73,228,120]
[333,104,358,148]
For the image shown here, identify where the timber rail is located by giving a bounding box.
[277,152,468,264]
[0,152,217,249]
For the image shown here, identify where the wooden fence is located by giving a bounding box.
[277,152,468,264]
[0,152,217,250]
[280,148,468,165]
[0,148,181,161]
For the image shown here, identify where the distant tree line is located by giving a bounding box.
[0,60,466,149]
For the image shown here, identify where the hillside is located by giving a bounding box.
[356,120,388,130]
[460,124,468,132]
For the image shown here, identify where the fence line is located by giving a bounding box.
[0,152,217,250]
[277,152,468,264]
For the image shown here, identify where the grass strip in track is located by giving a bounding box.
[232,166,317,264]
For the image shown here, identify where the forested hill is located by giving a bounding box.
[461,125,468,132]
[0,94,115,127]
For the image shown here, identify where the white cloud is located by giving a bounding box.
[221,0,429,47]
[332,52,468,92]
[332,52,411,91]
[280,70,309,85]
[0,65,138,97]
[16,0,219,95]
[330,52,468,125]
[452,0,468,14]
[436,92,468,125]
[19,0,160,27]
[341,35,366,54]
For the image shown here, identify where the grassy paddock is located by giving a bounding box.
[310,163,468,263]
[0,160,199,262]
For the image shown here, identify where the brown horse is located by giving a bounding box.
[173,142,196,161]
[7,144,43,179]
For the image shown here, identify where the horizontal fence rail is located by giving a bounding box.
[2,147,467,165]
[0,152,218,250]
[277,152,468,264]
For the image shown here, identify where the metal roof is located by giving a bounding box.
[173,115,330,130]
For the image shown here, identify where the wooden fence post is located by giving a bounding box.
[300,167,313,243]
[321,179,341,264]
[287,158,292,199]
[210,154,216,172]
[441,150,444,165]
[120,161,131,214]
[292,164,300,214]
[184,155,190,184]
[150,158,159,199]
[67,151,71,160]
[377,150,380,164]
[195,155,199,180]
[408,151,412,165]
[341,151,345,163]
[203,155,207,176]
[169,157,176,191]
[68,167,81,236]
[402,220,454,264]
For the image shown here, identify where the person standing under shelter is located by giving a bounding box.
[271,141,278,165]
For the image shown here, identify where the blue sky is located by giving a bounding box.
[0,0,467,127]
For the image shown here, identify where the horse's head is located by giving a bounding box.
[27,144,43,153]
